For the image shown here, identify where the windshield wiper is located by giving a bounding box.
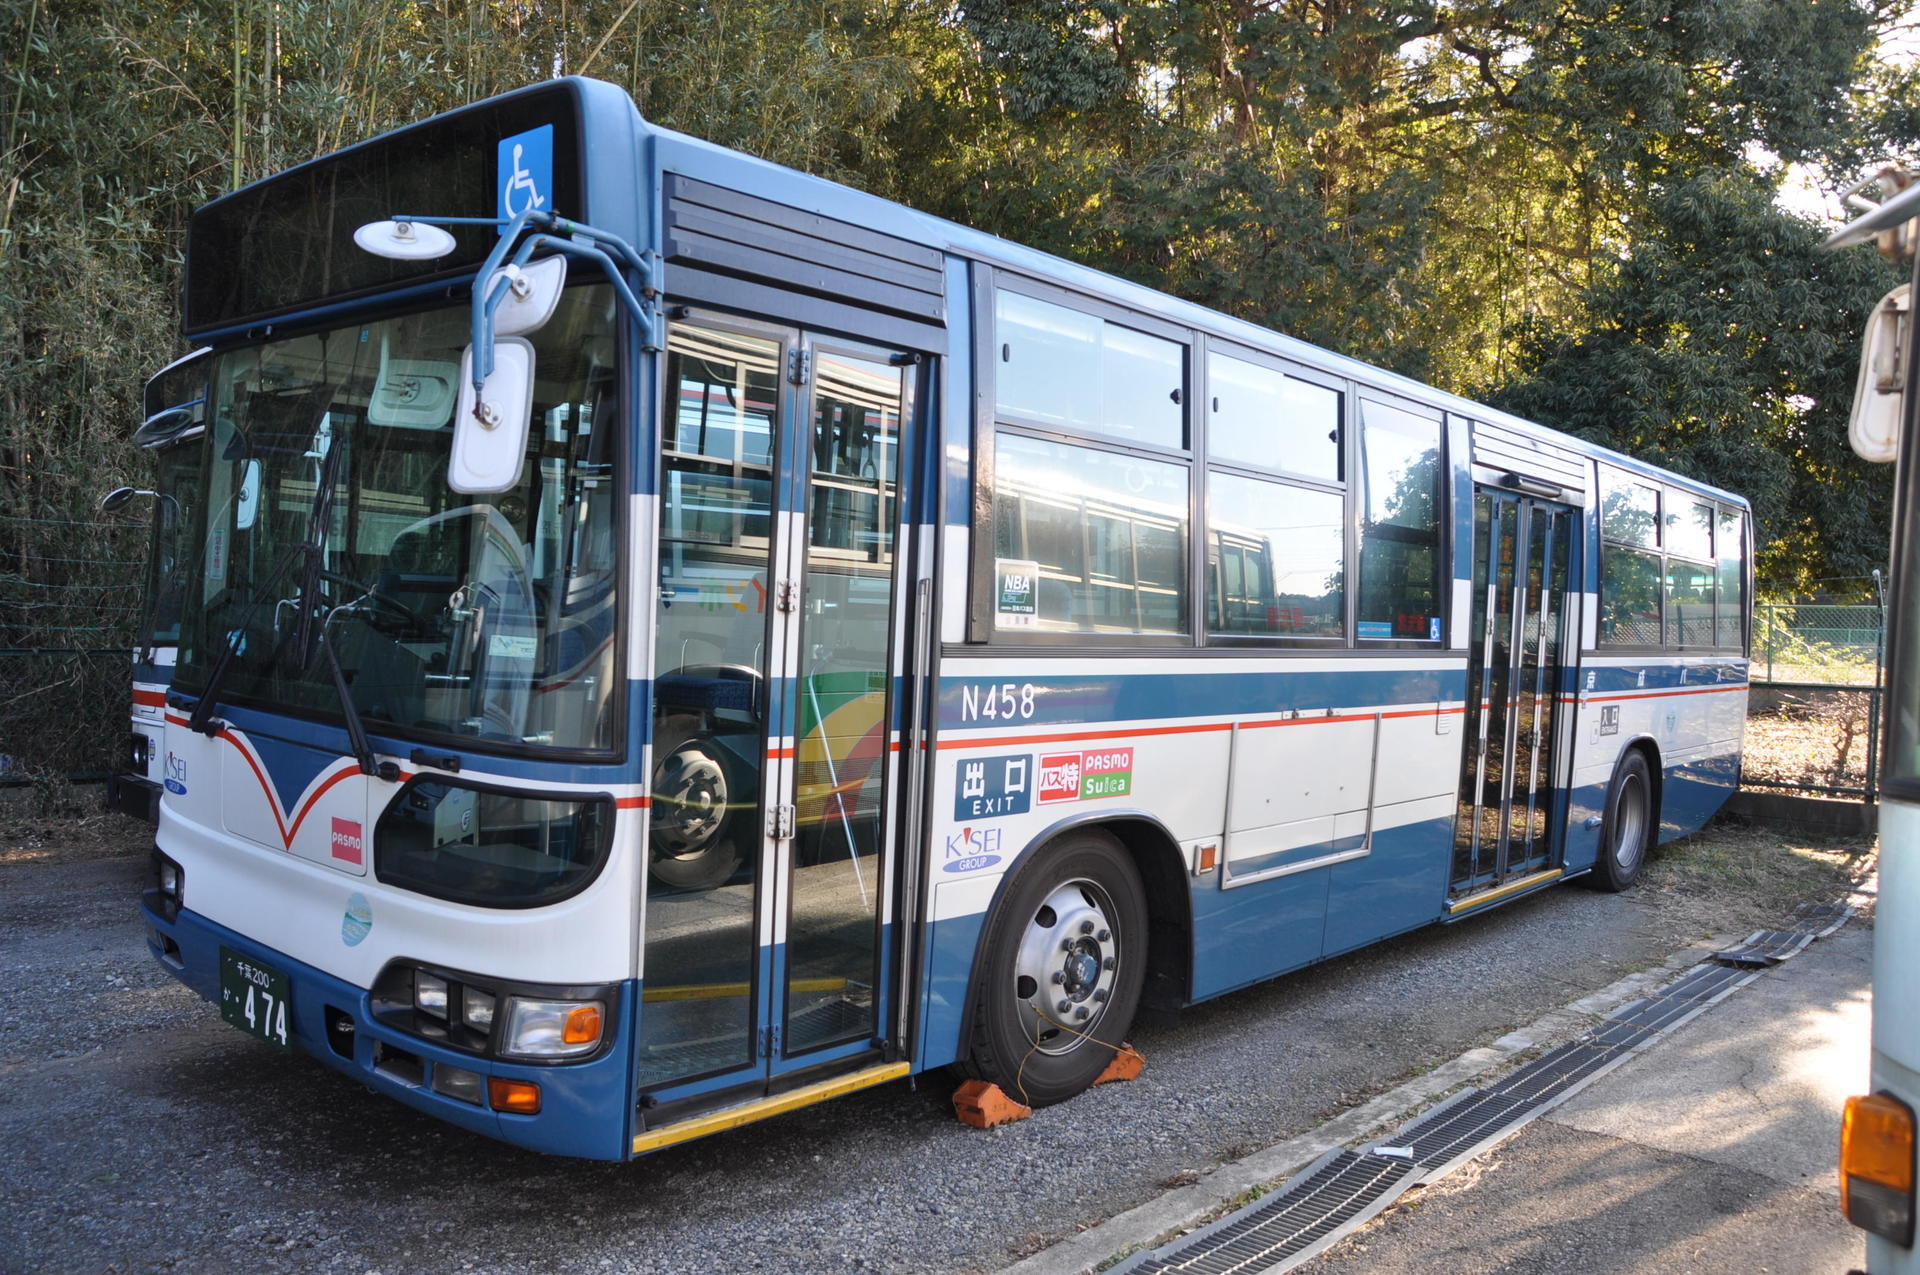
[316,619,395,779]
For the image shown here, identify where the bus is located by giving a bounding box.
[144,78,1752,1161]
[103,349,209,824]
[1829,172,1920,1271]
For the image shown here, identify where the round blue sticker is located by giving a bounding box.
[341,892,373,947]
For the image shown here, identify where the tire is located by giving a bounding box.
[961,829,1148,1107]
[648,716,744,892]
[1590,750,1653,892]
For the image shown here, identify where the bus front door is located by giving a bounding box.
[1450,489,1576,903]
[640,319,915,1111]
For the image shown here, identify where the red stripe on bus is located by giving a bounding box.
[615,795,650,809]
[1580,685,1749,703]
[133,689,166,707]
[936,705,1466,752]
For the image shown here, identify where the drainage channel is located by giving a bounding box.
[1111,900,1856,1275]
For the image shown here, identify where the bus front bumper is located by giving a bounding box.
[107,773,160,824]
[139,893,636,1160]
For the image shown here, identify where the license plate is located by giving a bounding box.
[220,946,291,1049]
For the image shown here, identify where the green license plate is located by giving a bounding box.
[219,946,291,1049]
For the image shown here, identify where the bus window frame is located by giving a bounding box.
[1595,462,1749,657]
[968,267,1198,647]
[1195,334,1353,648]
[1351,389,1449,650]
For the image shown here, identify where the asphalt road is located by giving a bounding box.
[0,840,1816,1275]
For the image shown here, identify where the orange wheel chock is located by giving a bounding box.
[1093,1044,1145,1086]
[952,1080,1032,1128]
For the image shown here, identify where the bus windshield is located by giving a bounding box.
[176,284,621,753]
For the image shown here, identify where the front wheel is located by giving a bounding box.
[961,829,1147,1107]
[648,716,744,892]
[1590,750,1653,892]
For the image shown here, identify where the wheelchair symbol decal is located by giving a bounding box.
[496,125,554,226]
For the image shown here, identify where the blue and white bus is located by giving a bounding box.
[104,349,209,824]
[144,78,1751,1160]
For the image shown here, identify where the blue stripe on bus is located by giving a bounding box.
[1579,661,1749,694]
[936,666,1470,731]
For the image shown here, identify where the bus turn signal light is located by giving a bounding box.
[562,1004,602,1046]
[489,1078,542,1115]
[1842,1091,1915,1245]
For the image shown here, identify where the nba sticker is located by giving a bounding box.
[954,754,1032,820]
[341,893,373,947]
[330,817,364,866]
[995,560,1039,628]
[1038,748,1134,804]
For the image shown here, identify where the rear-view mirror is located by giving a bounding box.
[134,405,197,448]
[99,485,141,513]
[236,461,262,531]
[1850,283,1910,464]
[450,338,535,494]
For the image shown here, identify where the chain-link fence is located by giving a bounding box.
[0,512,145,787]
[1744,602,1884,802]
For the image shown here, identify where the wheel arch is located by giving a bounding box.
[956,810,1193,1056]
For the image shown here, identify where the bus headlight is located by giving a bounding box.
[501,997,604,1059]
[1842,1091,1915,1245]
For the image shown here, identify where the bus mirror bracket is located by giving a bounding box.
[359,209,657,492]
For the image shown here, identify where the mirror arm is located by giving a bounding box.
[386,211,658,411]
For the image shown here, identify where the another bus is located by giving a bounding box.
[144,78,1751,1160]
[104,349,209,824]
[1829,172,1920,1271]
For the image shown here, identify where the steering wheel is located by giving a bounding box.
[318,569,434,634]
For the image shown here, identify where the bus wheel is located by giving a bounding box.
[1592,750,1653,892]
[649,717,742,892]
[963,829,1147,1107]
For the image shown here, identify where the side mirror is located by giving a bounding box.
[135,405,197,448]
[99,485,141,513]
[1850,283,1910,464]
[236,460,262,531]
[450,338,535,494]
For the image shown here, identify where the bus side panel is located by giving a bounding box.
[1566,658,1747,859]
[1320,801,1457,960]
[1188,867,1330,1003]
[917,875,994,1069]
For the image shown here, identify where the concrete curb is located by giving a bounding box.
[996,933,1740,1275]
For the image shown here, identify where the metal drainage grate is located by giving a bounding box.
[1713,928,1816,967]
[1121,1150,1418,1275]
[1113,898,1852,1275]
[1792,902,1856,940]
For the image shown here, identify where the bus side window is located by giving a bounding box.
[1356,398,1442,641]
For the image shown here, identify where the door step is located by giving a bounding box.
[630,1061,908,1156]
[1445,867,1562,916]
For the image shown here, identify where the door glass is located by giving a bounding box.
[785,349,904,1054]
[1453,493,1495,889]
[1508,507,1549,868]
[640,325,783,1088]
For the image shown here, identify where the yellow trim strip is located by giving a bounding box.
[631,1062,910,1155]
[1446,867,1564,915]
[642,977,848,1003]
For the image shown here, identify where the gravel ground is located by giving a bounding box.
[0,814,1864,1275]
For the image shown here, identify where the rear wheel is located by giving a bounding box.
[962,829,1147,1107]
[1591,750,1653,892]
